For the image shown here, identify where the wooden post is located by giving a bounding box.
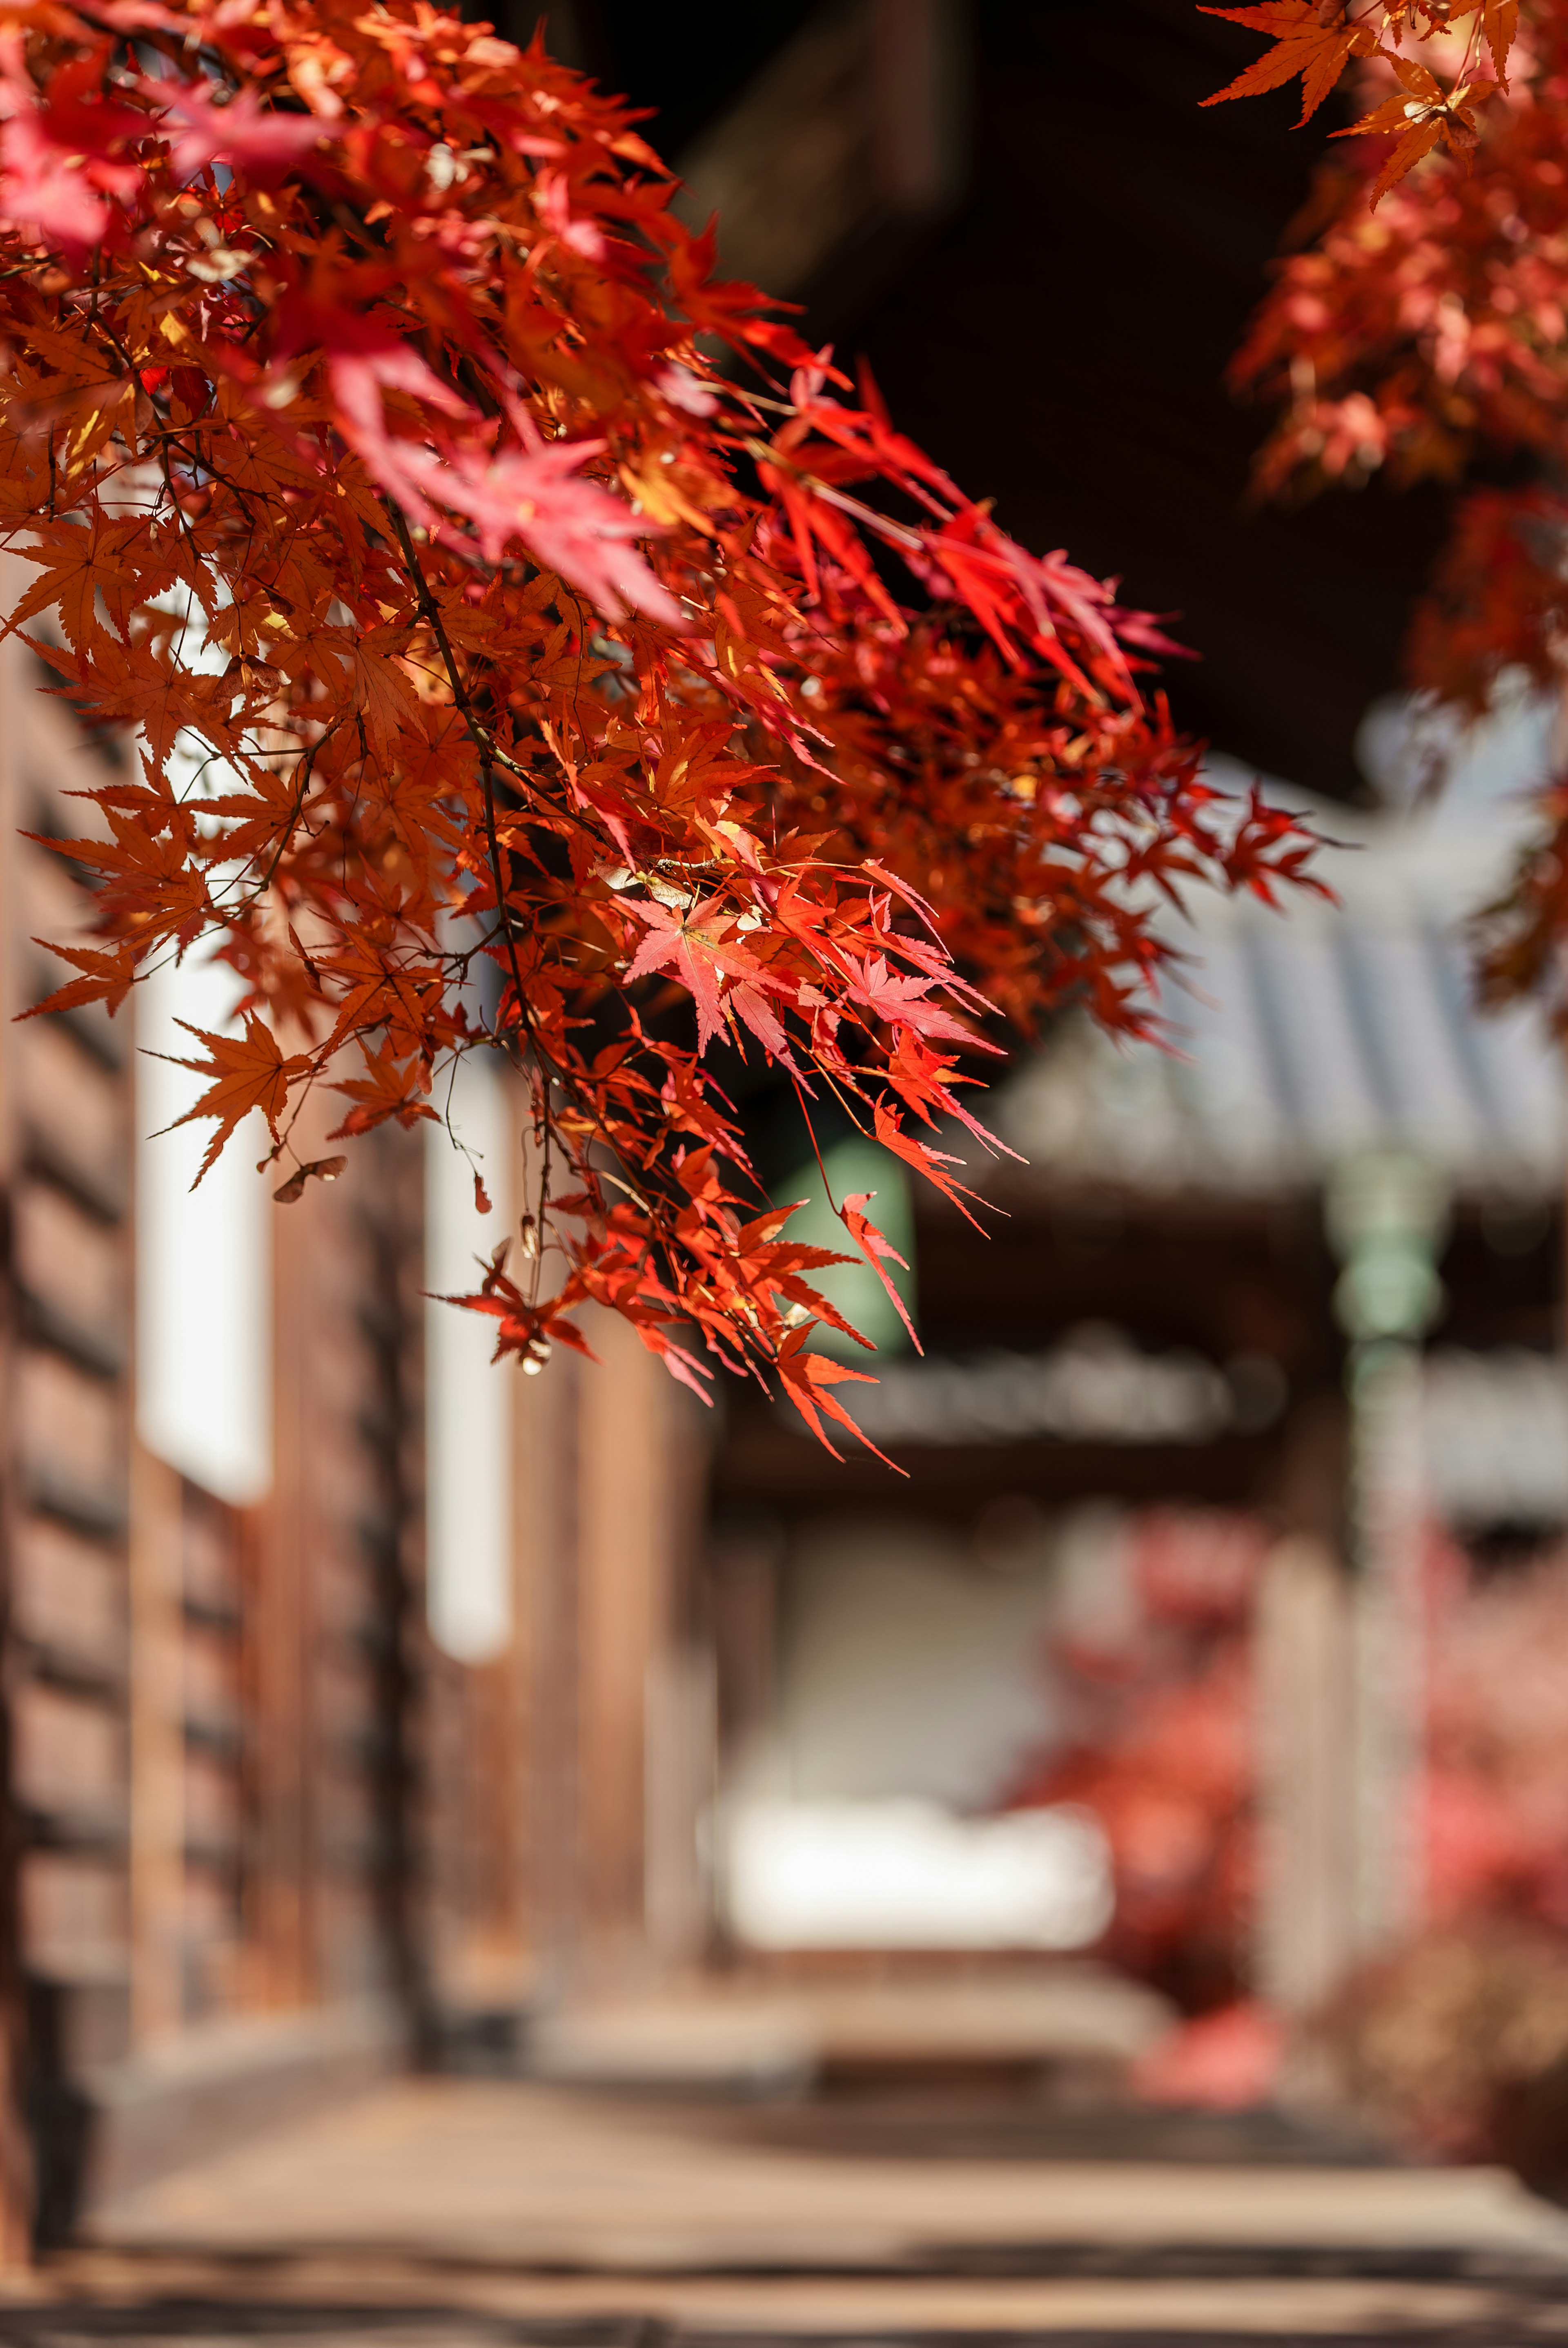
[1348,1340,1429,1952]
[643,1643,716,1970]
[249,1184,313,2009]
[1253,1534,1357,2015]
[1325,1150,1448,1961]
[576,1312,690,1975]
[357,1129,432,2058]
[516,1340,581,1989]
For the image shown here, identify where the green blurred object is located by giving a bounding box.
[1325,1149,1451,1346]
[775,1137,918,1361]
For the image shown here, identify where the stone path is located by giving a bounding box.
[13,2074,1568,2342]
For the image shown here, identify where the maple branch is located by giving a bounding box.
[258,718,343,896]
[742,438,928,555]
[478,758,530,1042]
[384,494,588,1289]
[383,499,530,964]
[160,462,204,582]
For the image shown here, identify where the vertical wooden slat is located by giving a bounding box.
[356,1126,431,2056]
[0,599,38,2262]
[177,1478,248,2019]
[127,1447,182,2043]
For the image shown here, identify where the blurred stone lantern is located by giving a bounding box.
[1327,1149,1451,1350]
[1326,1149,1452,1954]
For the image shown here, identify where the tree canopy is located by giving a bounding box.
[1210,0,1568,1011]
[25,0,1539,1448]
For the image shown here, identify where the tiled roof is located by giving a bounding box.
[991,766,1564,1200]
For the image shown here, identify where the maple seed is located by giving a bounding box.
[274,1156,348,1205]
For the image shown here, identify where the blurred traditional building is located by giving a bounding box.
[0,466,1563,2273]
[0,0,1561,2269]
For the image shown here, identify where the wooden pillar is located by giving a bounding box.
[511,1311,703,1991]
[572,1317,714,1983]
[577,1314,674,1969]
[356,1128,430,2054]
[871,0,968,216]
[643,1642,715,1970]
[1253,1534,1357,2015]
[1325,1151,1448,1961]
[250,1189,314,2008]
[1348,1340,1429,1953]
[516,1342,581,1988]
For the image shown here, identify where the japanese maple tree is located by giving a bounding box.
[1204,0,1568,1012]
[0,0,1316,1451]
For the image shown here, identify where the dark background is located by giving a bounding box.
[502,0,1451,804]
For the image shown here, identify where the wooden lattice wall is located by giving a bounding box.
[0,626,136,2246]
[0,624,706,2252]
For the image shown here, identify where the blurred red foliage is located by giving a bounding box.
[1214,0,1568,1021]
[1011,1516,1568,2051]
[1007,1508,1268,2017]
[1421,1532,1568,1931]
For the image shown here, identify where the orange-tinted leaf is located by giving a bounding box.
[1374,113,1444,205]
[1199,0,1374,123]
[776,1328,905,1473]
[1483,0,1517,86]
[162,1013,311,1188]
[21,937,134,1019]
[328,1037,440,1139]
[838,1191,920,1354]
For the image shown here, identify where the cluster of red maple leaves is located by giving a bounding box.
[1205,0,1515,201]
[1210,0,1568,1016]
[0,0,1324,1445]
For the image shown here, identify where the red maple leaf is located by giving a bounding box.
[1200,0,1381,125]
[160,1012,312,1186]
[623,894,780,1051]
[155,80,326,183]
